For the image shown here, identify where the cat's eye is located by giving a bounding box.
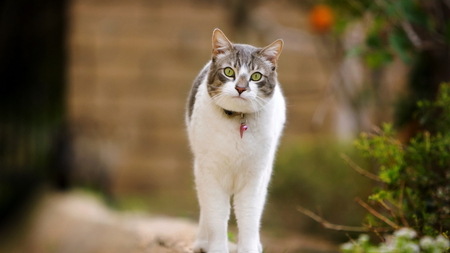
[250,72,262,81]
[224,67,235,77]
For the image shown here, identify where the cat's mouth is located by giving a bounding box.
[213,91,261,114]
[233,95,247,100]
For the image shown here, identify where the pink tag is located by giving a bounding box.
[240,123,248,138]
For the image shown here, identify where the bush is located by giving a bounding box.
[353,84,450,237]
[339,84,450,252]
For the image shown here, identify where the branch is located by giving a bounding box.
[373,0,423,49]
[379,200,398,222]
[355,197,400,229]
[296,205,393,233]
[340,153,382,182]
[401,21,423,49]
[398,181,410,227]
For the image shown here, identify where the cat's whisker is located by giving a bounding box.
[250,99,263,123]
[211,92,227,106]
[252,97,264,112]
[255,96,270,110]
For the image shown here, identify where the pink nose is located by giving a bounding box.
[235,86,247,95]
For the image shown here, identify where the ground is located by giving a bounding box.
[5,192,338,253]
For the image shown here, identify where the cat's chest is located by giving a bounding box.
[191,107,269,148]
[188,85,272,155]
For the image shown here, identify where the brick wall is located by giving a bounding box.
[67,0,329,198]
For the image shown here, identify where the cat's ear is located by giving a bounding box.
[259,39,283,66]
[212,29,233,58]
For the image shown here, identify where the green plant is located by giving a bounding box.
[295,84,450,250]
[353,84,450,237]
[341,228,449,253]
[326,0,450,69]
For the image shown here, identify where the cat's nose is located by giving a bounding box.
[235,86,247,95]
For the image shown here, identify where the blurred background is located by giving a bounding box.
[1,0,449,252]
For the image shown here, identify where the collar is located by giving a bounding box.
[223,109,248,138]
[223,109,242,117]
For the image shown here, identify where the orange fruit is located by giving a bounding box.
[309,4,334,33]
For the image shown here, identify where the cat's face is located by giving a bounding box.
[207,29,283,114]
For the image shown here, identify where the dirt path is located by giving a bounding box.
[24,192,235,253]
[13,192,337,253]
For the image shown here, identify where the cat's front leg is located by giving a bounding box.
[233,173,270,253]
[193,211,209,253]
[194,170,231,253]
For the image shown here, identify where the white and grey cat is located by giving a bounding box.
[186,29,286,253]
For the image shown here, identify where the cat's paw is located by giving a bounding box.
[237,242,263,253]
[237,250,261,253]
[193,240,208,253]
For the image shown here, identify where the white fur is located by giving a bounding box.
[187,63,286,253]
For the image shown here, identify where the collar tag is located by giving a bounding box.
[222,109,248,138]
[239,113,247,138]
[240,123,248,138]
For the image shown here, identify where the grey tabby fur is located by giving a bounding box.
[186,43,279,121]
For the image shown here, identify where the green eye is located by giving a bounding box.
[251,72,262,81]
[224,67,234,77]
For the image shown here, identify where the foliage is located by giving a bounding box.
[325,0,450,69]
[341,228,449,253]
[353,84,450,237]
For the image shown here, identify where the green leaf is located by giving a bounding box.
[381,123,395,135]
[227,231,236,242]
[445,22,450,43]
[400,0,428,26]
[366,32,383,48]
[389,29,413,64]
[365,17,387,49]
[332,15,350,35]
[364,50,393,68]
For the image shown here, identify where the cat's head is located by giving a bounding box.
[207,29,283,114]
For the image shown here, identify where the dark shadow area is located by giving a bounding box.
[0,0,68,232]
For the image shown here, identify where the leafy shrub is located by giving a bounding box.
[337,83,450,253]
[353,84,450,237]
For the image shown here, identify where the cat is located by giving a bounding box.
[186,29,286,253]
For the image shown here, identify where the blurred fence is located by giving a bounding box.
[0,0,67,227]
